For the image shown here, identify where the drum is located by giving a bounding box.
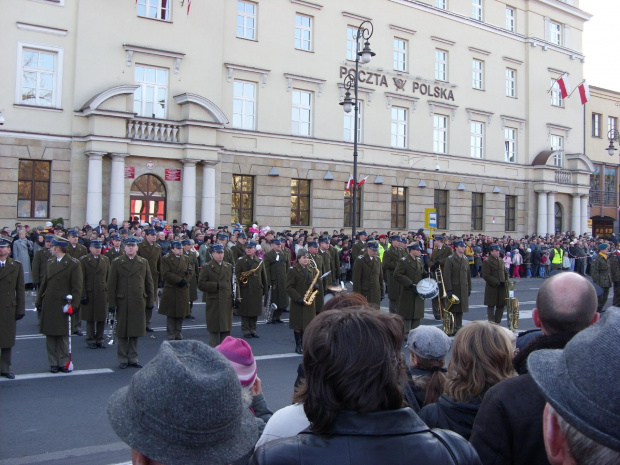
[416,278,439,300]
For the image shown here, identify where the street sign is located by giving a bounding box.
[425,208,437,229]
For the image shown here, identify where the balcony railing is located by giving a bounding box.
[555,170,572,184]
[127,118,180,143]
[590,190,618,206]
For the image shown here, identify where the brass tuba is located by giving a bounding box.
[303,258,320,306]
[239,260,263,284]
[506,280,519,331]
[435,266,458,336]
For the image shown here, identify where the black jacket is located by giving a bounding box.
[250,409,481,465]
[418,394,482,440]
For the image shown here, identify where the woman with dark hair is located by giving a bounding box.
[251,308,481,464]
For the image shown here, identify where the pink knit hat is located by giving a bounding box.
[215,337,257,387]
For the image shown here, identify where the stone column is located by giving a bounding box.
[85,151,105,227]
[181,159,199,227]
[201,162,217,228]
[547,192,556,235]
[109,153,128,224]
[581,195,589,235]
[571,195,581,235]
[537,191,548,236]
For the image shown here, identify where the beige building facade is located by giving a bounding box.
[0,0,597,236]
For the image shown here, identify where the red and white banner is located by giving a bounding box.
[357,176,369,188]
[577,81,590,105]
[345,175,354,191]
[557,73,571,99]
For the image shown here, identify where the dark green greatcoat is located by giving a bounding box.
[309,252,325,312]
[184,250,199,302]
[352,252,384,306]
[158,253,193,318]
[383,246,406,301]
[482,255,510,307]
[231,243,246,262]
[104,247,124,262]
[428,245,452,270]
[137,241,162,285]
[79,254,110,322]
[198,260,234,332]
[328,246,340,283]
[393,254,425,320]
[264,249,290,309]
[0,258,26,348]
[286,263,316,330]
[107,256,154,338]
[443,253,471,313]
[66,243,88,260]
[236,255,268,317]
[37,255,83,336]
[32,247,52,286]
[591,253,613,289]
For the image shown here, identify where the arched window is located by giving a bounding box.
[554,202,563,234]
[130,174,167,224]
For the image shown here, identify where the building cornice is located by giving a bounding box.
[290,0,323,10]
[16,22,67,36]
[528,0,593,21]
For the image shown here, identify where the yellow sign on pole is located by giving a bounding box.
[425,208,437,229]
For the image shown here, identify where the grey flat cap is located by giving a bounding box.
[407,326,452,360]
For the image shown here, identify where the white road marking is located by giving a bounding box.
[254,353,302,361]
[0,368,114,382]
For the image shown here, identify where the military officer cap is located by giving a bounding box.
[307,241,319,248]
[453,240,466,248]
[90,240,103,248]
[297,248,308,258]
[408,243,421,251]
[0,236,12,247]
[52,236,69,247]
[367,241,379,251]
[145,228,157,236]
[172,241,183,249]
[435,236,445,242]
[124,237,139,246]
[211,244,225,253]
[111,234,121,240]
[67,229,79,237]
[598,243,609,251]
[318,237,329,244]
[238,232,247,239]
[358,230,368,236]
[271,238,281,245]
[246,241,257,248]
[44,234,54,242]
[490,244,501,251]
[390,235,401,242]
[181,239,191,246]
[217,232,228,240]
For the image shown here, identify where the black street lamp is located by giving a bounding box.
[340,20,375,239]
[606,129,619,156]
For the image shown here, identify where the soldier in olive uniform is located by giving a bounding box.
[443,240,471,334]
[264,238,290,323]
[36,236,83,373]
[428,236,452,320]
[104,234,124,261]
[32,234,53,293]
[198,244,234,347]
[306,241,325,313]
[231,232,247,262]
[215,232,234,265]
[352,241,385,307]
[608,248,620,307]
[350,230,368,270]
[236,241,268,338]
[137,228,161,332]
[318,237,333,289]
[158,241,193,340]
[108,237,155,369]
[383,235,406,314]
[591,243,612,313]
[0,237,25,379]
[393,243,426,334]
[65,229,88,335]
[328,238,341,285]
[182,239,199,320]
[286,249,317,354]
[79,240,110,349]
[482,244,510,324]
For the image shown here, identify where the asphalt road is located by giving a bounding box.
[0,276,554,465]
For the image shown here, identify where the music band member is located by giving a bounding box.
[236,241,268,338]
[383,235,407,314]
[393,243,426,335]
[482,244,510,325]
[428,236,451,320]
[158,241,193,341]
[137,228,161,333]
[182,239,199,321]
[264,238,290,324]
[352,241,384,307]
[285,249,317,354]
[443,240,471,335]
[79,240,110,349]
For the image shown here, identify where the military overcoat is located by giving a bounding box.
[393,254,425,320]
[443,253,471,313]
[137,241,162,285]
[37,255,84,336]
[66,243,88,260]
[352,252,384,306]
[264,249,290,309]
[0,258,25,348]
[236,255,268,317]
[482,255,510,307]
[285,263,316,330]
[158,253,193,318]
[104,247,124,262]
[591,253,613,289]
[328,246,340,283]
[231,243,246,262]
[80,254,110,322]
[32,247,52,286]
[107,255,154,338]
[309,253,325,312]
[184,250,199,302]
[383,246,406,300]
[428,245,452,270]
[198,260,234,332]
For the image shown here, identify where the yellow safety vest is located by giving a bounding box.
[551,248,563,264]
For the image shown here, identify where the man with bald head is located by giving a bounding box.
[470,272,600,465]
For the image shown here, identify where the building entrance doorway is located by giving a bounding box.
[130,174,167,224]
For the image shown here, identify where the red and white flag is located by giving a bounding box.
[577,81,590,105]
[357,176,369,188]
[345,175,354,191]
[187,0,191,15]
[556,73,571,99]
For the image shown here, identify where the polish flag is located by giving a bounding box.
[345,175,354,191]
[557,73,571,99]
[187,0,191,15]
[357,176,369,188]
[578,81,590,105]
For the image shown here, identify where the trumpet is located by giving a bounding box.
[239,260,263,284]
[506,280,519,331]
[435,266,457,336]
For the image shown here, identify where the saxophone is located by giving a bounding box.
[303,258,320,305]
[436,266,458,335]
[506,280,519,331]
[239,260,263,284]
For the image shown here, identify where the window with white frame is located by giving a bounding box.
[137,0,170,21]
[133,65,168,119]
[505,127,517,163]
[506,68,516,98]
[472,0,483,21]
[232,81,256,130]
[470,121,484,158]
[17,44,62,108]
[344,101,362,143]
[393,38,407,72]
[505,7,515,32]
[550,79,564,107]
[549,21,562,45]
[292,90,312,136]
[472,59,484,90]
[551,135,564,167]
[295,14,312,51]
[609,116,617,134]
[435,49,448,81]
[391,107,408,148]
[592,113,601,137]
[433,115,448,154]
[237,1,256,40]
[436,0,447,9]
[346,26,360,60]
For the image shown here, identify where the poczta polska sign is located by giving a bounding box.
[339,66,455,101]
